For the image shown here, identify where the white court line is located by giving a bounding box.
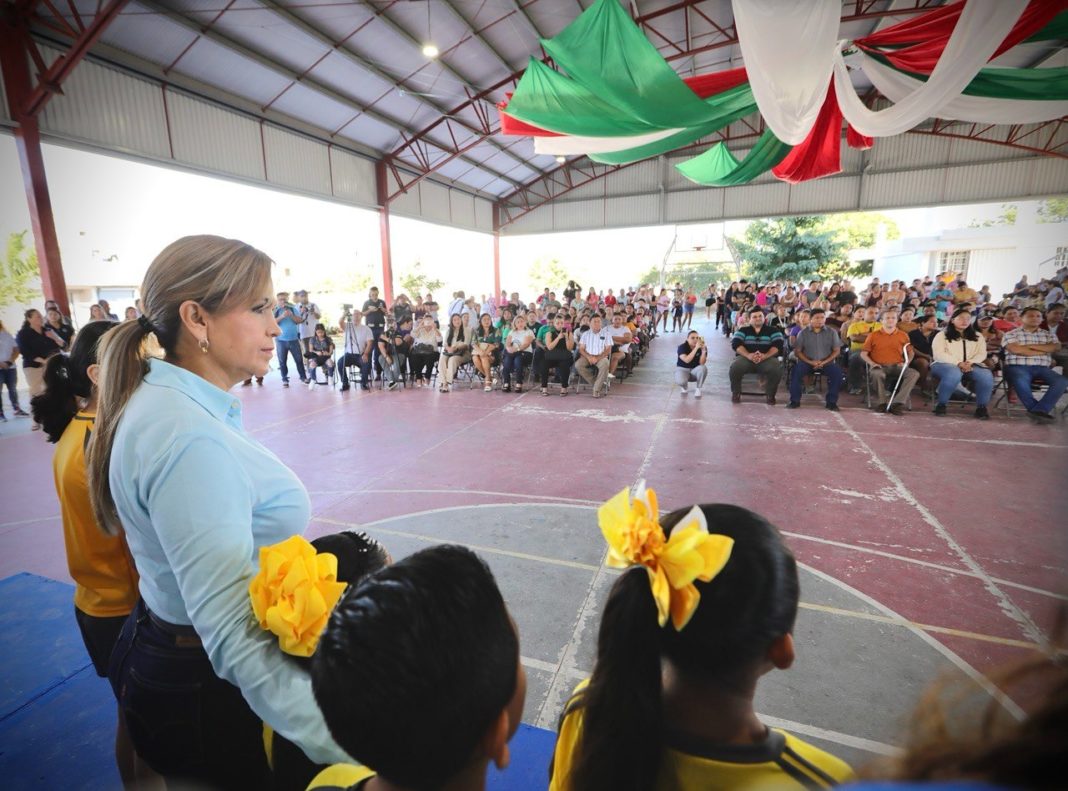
[634,385,676,481]
[833,411,1048,652]
[308,488,603,506]
[783,531,1068,602]
[535,548,612,730]
[0,515,60,530]
[314,511,602,573]
[759,715,901,757]
[803,562,1025,721]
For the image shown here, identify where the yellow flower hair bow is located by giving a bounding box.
[249,535,348,657]
[598,482,734,631]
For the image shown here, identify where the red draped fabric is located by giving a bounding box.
[855,0,1068,74]
[846,124,873,151]
[771,82,842,184]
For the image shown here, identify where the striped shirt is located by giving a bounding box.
[1002,327,1058,367]
[730,325,785,356]
[579,328,611,356]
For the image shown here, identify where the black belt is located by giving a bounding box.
[144,604,203,648]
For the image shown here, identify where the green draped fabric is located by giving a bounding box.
[591,87,758,165]
[675,130,791,187]
[540,0,751,129]
[507,59,665,137]
[1025,11,1068,42]
[868,51,1068,100]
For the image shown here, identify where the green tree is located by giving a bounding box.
[397,259,444,297]
[823,212,900,250]
[1038,197,1068,223]
[969,203,1017,228]
[729,216,847,283]
[0,231,41,309]
[526,257,571,295]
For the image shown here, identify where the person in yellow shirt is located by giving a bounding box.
[29,320,144,786]
[952,279,978,306]
[549,496,854,791]
[307,546,527,791]
[846,305,881,393]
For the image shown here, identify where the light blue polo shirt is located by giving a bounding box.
[109,358,350,765]
[274,304,300,342]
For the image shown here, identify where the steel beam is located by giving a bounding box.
[375,161,394,303]
[492,203,501,300]
[0,0,131,312]
[256,0,531,186]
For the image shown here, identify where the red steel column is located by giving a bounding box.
[0,22,71,312]
[375,161,394,304]
[492,203,501,302]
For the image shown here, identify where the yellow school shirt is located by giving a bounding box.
[305,764,375,790]
[550,683,854,791]
[53,411,139,617]
[846,320,880,352]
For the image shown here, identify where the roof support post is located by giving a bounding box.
[0,18,69,313]
[375,161,394,305]
[492,204,501,304]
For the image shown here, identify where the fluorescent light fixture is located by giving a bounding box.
[422,43,439,58]
[555,155,566,164]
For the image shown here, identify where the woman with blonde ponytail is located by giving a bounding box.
[89,235,351,788]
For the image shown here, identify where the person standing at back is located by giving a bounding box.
[295,290,320,355]
[273,292,307,387]
[0,319,28,422]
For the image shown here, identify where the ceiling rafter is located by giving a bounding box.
[439,0,517,74]
[385,0,964,203]
[138,0,522,188]
[254,0,531,185]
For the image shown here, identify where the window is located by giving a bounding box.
[1056,246,1068,268]
[937,250,970,279]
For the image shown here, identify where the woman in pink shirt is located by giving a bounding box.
[586,287,600,308]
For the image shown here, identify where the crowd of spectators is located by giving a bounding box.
[713,269,1068,422]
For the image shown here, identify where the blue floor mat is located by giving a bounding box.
[0,573,554,790]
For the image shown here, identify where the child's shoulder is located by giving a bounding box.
[777,729,856,785]
[305,763,376,790]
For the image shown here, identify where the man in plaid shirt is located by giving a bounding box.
[1002,306,1067,423]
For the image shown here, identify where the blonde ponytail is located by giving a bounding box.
[87,235,273,535]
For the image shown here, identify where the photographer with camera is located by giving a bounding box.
[676,330,708,397]
[273,291,307,387]
[295,290,320,355]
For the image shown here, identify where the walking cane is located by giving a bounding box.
[886,343,912,413]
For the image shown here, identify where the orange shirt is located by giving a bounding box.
[54,411,140,617]
[862,328,912,366]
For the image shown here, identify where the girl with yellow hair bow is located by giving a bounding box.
[549,486,855,791]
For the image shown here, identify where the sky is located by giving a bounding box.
[0,134,1039,326]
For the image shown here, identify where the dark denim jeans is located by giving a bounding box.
[108,601,269,789]
[0,366,19,413]
[1003,364,1068,414]
[275,338,306,383]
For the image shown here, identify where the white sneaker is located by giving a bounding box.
[680,386,688,396]
[307,379,316,390]
[694,388,702,398]
[608,373,616,379]
[484,385,492,392]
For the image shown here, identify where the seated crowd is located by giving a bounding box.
[20,235,1064,791]
[330,285,664,397]
[710,269,1068,422]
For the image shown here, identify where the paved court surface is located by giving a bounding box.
[1,315,1064,774]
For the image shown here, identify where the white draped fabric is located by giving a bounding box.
[858,50,1068,124]
[731,0,840,145]
[533,126,682,156]
[834,0,1029,137]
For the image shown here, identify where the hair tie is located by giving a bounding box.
[249,535,348,657]
[137,315,155,335]
[598,481,734,631]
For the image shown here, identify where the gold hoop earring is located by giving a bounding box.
[199,338,210,353]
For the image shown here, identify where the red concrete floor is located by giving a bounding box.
[1,317,1065,711]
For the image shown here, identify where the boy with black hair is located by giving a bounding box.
[308,545,526,791]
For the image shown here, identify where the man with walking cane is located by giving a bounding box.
[861,309,919,416]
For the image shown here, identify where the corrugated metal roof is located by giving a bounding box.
[15,0,1066,221]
